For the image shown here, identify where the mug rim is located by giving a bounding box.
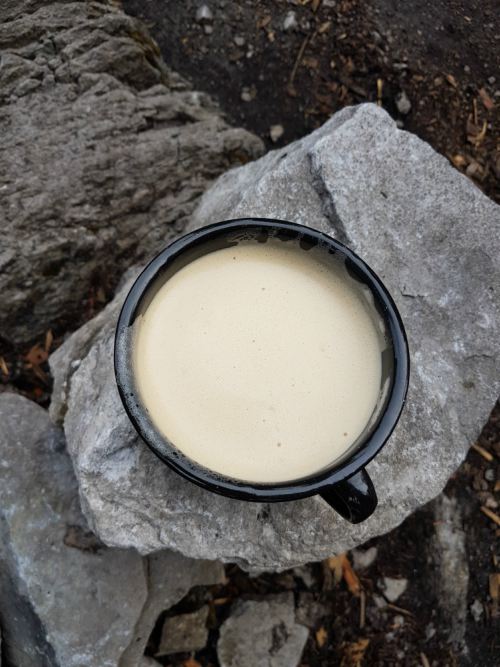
[114,218,410,501]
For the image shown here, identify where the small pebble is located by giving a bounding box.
[195,4,213,23]
[269,124,284,142]
[464,65,471,74]
[241,86,256,102]
[204,24,213,34]
[352,546,378,570]
[488,76,496,84]
[380,576,408,602]
[234,35,245,47]
[395,90,411,115]
[283,10,298,31]
[425,622,436,640]
[470,598,484,622]
[393,614,405,628]
[484,468,495,482]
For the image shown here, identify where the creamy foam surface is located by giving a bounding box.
[133,240,384,483]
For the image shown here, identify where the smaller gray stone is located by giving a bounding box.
[488,76,496,85]
[470,599,484,622]
[484,468,495,482]
[425,622,436,640]
[241,87,256,102]
[292,565,315,588]
[157,606,209,656]
[204,24,214,35]
[373,594,387,609]
[234,36,245,47]
[380,577,408,602]
[392,614,405,628]
[351,546,378,571]
[395,90,411,115]
[196,5,213,22]
[217,593,308,667]
[283,11,298,31]
[270,124,284,143]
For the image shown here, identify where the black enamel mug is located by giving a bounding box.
[115,219,409,523]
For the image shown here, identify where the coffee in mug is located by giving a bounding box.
[132,239,385,483]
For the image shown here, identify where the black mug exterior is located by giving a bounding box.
[114,218,409,524]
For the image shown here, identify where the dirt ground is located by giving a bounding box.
[123,0,499,203]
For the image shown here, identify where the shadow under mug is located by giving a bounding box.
[115,219,410,524]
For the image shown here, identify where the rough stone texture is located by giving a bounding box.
[217,593,308,667]
[0,393,223,666]
[0,0,263,345]
[51,103,500,571]
[432,494,469,648]
[157,606,209,656]
[120,554,223,667]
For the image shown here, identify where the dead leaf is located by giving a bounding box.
[319,21,331,33]
[257,15,271,29]
[45,329,54,353]
[326,554,344,584]
[479,88,495,111]
[467,116,487,145]
[25,343,48,367]
[342,556,361,596]
[326,554,361,595]
[341,638,370,667]
[0,356,9,376]
[316,626,328,647]
[183,659,202,667]
[312,0,322,11]
[490,573,500,599]
[445,73,458,88]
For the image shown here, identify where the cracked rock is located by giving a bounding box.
[217,593,308,667]
[0,0,263,345]
[51,103,499,571]
[157,606,209,656]
[0,393,223,666]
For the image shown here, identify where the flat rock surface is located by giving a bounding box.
[0,393,223,666]
[0,0,262,344]
[51,103,500,571]
[217,593,308,667]
[157,606,209,656]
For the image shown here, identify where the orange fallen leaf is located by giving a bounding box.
[25,343,48,367]
[341,638,370,666]
[183,659,202,667]
[45,329,54,353]
[326,554,361,595]
[0,356,9,376]
[342,556,361,596]
[326,554,344,584]
[316,626,328,647]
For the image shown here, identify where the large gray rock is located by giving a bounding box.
[0,0,262,345]
[217,593,309,667]
[50,103,500,571]
[0,393,223,666]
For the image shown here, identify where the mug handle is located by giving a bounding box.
[319,468,377,523]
